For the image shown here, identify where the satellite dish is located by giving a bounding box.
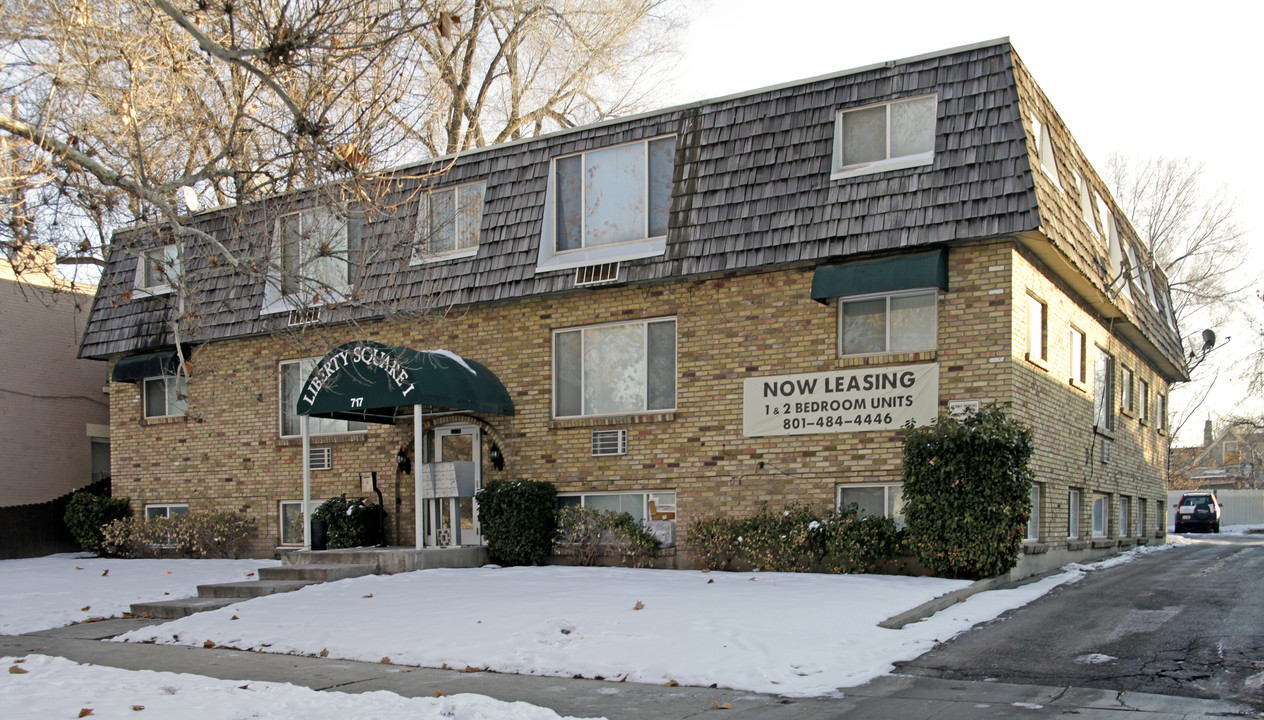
[1201,329,1216,351]
[181,186,200,213]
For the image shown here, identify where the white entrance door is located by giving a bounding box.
[426,424,483,546]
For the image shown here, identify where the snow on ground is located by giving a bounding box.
[0,654,598,720]
[0,554,277,635]
[0,540,1183,717]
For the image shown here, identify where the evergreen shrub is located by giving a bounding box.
[63,491,131,554]
[901,405,1034,580]
[475,480,557,566]
[311,495,383,549]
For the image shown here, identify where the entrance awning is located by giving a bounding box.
[295,341,514,423]
[810,249,949,303]
[110,350,182,383]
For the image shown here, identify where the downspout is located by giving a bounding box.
[301,414,311,550]
[414,404,425,550]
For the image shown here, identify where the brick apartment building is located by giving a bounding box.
[79,39,1186,577]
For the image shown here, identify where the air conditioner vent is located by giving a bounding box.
[1100,438,1111,464]
[592,429,628,456]
[309,446,332,470]
[576,263,620,286]
[288,308,321,326]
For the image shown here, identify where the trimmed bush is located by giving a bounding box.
[475,480,557,566]
[63,491,131,554]
[554,505,662,568]
[901,405,1034,580]
[100,510,255,558]
[311,495,384,549]
[687,502,902,573]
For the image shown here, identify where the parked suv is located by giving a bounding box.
[1174,492,1222,533]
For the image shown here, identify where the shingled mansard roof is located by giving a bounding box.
[79,38,1188,382]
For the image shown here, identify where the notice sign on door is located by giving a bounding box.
[743,363,939,437]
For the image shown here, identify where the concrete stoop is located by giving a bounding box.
[130,546,488,620]
[130,556,378,620]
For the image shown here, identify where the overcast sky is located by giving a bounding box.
[666,0,1263,444]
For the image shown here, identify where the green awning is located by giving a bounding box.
[110,351,181,383]
[296,341,514,424]
[810,249,949,303]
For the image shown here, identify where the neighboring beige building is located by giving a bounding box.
[79,40,1187,577]
[0,245,110,507]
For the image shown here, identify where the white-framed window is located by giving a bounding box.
[134,244,180,295]
[1095,193,1111,245]
[145,503,188,520]
[1029,114,1059,184]
[1092,493,1109,537]
[553,318,676,419]
[832,94,937,179]
[1139,379,1150,423]
[558,491,676,523]
[836,482,905,524]
[1026,294,1047,363]
[265,206,356,311]
[1068,488,1081,539]
[279,359,369,437]
[1120,365,1135,414]
[1158,393,1168,432]
[1093,347,1115,431]
[1075,172,1098,235]
[1070,328,1087,384]
[1119,495,1132,537]
[556,136,674,253]
[413,181,486,262]
[143,375,187,418]
[279,500,321,546]
[838,289,937,357]
[1026,483,1041,541]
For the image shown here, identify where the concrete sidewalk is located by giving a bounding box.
[2,618,1254,719]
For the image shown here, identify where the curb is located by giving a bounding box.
[878,569,1055,630]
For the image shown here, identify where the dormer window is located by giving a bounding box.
[832,94,937,179]
[536,135,676,272]
[263,206,359,313]
[413,181,486,262]
[134,244,180,296]
[1029,114,1060,184]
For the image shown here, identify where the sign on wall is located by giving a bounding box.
[742,363,939,437]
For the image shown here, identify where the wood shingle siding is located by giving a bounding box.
[78,39,1183,381]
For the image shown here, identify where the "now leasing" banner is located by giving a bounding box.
[742,363,939,437]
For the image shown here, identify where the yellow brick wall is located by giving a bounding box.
[109,239,1171,559]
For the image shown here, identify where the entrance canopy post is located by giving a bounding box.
[414,405,424,550]
[301,414,311,550]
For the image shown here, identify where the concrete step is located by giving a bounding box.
[258,563,376,582]
[196,580,315,599]
[131,597,239,619]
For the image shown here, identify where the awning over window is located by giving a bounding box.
[296,341,514,424]
[810,249,949,303]
[110,351,181,383]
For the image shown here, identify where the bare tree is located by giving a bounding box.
[1106,153,1249,332]
[0,0,685,283]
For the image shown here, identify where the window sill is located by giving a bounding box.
[1021,541,1049,554]
[1119,407,1136,420]
[1066,539,1088,551]
[1068,377,1089,393]
[410,247,478,265]
[142,415,188,427]
[831,152,933,181]
[132,285,174,298]
[1024,353,1049,372]
[550,412,675,430]
[1093,425,1115,440]
[1090,538,1117,549]
[260,288,350,316]
[535,237,666,273]
[277,432,368,447]
[838,350,936,368]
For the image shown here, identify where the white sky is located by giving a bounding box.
[666,0,1264,445]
